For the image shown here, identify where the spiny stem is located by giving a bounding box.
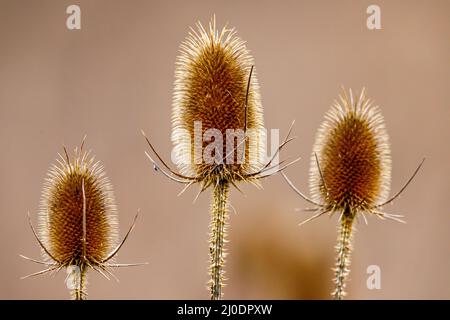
[70,265,87,300]
[332,210,354,300]
[209,180,229,300]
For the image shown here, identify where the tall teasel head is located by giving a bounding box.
[282,88,424,299]
[143,17,294,300]
[22,138,142,300]
[171,16,265,184]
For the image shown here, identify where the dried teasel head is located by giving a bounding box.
[310,88,391,215]
[143,16,296,193]
[21,138,143,299]
[283,88,424,225]
[142,17,296,300]
[171,16,265,184]
[282,88,424,299]
[39,141,118,266]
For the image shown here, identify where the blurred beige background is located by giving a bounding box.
[0,0,449,299]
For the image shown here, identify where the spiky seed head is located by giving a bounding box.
[172,17,264,183]
[310,88,391,214]
[38,145,118,267]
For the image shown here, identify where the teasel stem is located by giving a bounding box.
[71,265,88,300]
[209,180,229,300]
[333,208,355,300]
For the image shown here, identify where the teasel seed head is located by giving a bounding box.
[308,88,392,299]
[39,143,118,266]
[310,88,391,215]
[282,88,424,300]
[142,16,296,301]
[172,16,265,184]
[22,138,144,299]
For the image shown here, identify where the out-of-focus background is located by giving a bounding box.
[0,0,448,299]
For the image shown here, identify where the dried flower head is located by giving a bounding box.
[310,88,391,213]
[40,142,118,267]
[282,88,424,299]
[22,138,142,300]
[142,16,295,300]
[172,16,265,183]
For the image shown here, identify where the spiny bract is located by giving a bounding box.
[172,16,265,183]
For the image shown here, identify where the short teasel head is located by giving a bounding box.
[22,138,142,300]
[310,88,391,216]
[39,141,118,267]
[171,16,265,184]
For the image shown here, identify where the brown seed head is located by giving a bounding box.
[310,88,391,214]
[38,145,118,267]
[172,17,264,183]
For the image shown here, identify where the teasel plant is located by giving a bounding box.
[142,16,297,300]
[282,88,425,300]
[21,137,146,300]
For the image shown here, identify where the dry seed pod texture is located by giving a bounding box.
[41,145,118,266]
[172,17,265,181]
[143,17,294,300]
[22,139,141,300]
[283,88,424,300]
[310,88,391,211]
